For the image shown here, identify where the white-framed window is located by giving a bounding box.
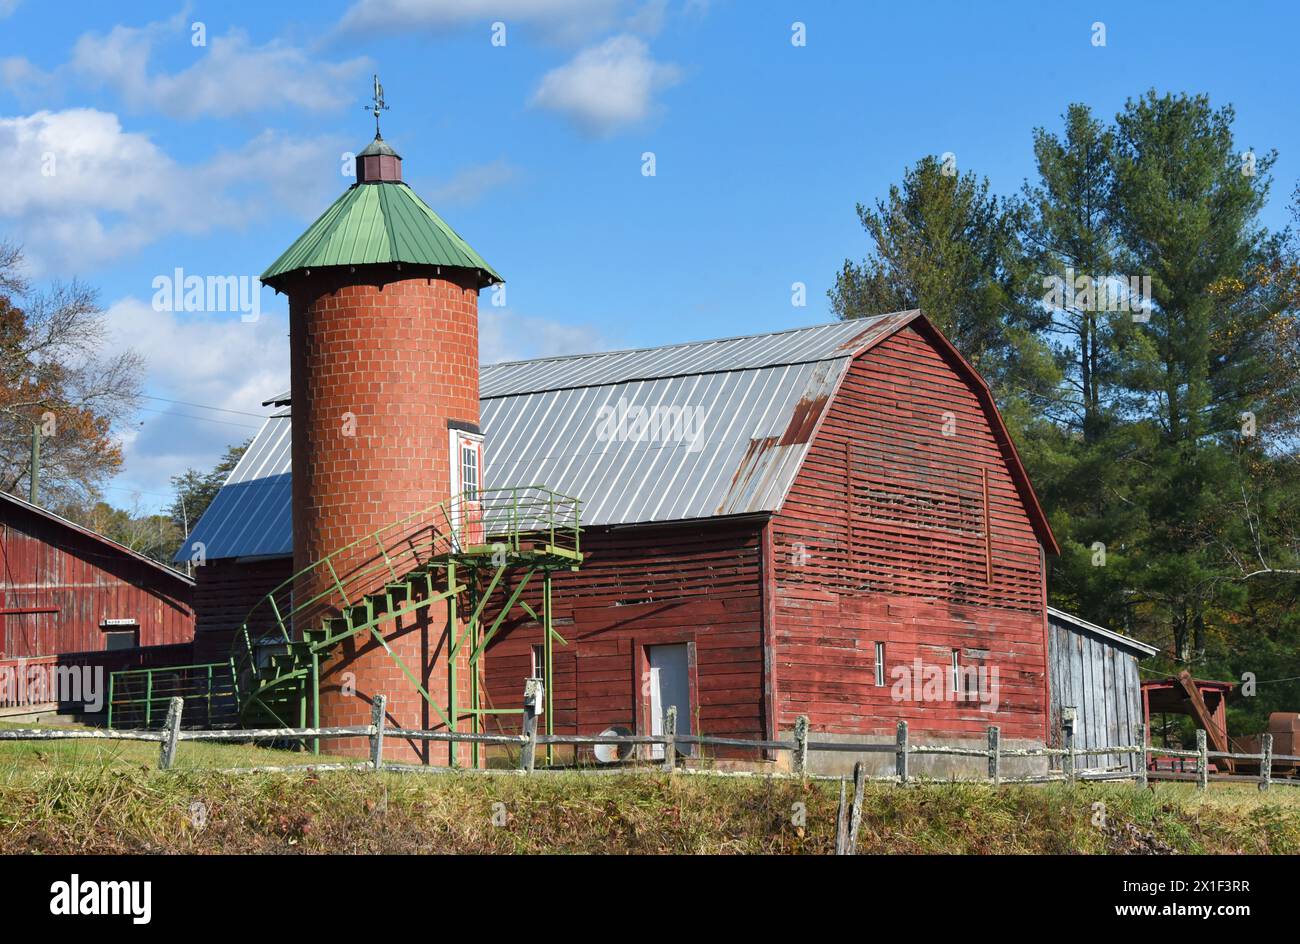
[530,644,545,678]
[448,429,484,500]
[874,641,885,687]
[951,649,961,694]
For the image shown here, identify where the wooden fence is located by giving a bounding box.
[3,693,1297,795]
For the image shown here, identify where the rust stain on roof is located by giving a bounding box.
[835,326,878,351]
[779,393,829,446]
[719,436,781,514]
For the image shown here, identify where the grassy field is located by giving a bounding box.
[3,722,1299,854]
[0,719,359,771]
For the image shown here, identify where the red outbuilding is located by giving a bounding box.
[1,491,194,716]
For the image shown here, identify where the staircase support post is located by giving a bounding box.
[311,651,320,755]
[543,569,554,767]
[447,560,458,769]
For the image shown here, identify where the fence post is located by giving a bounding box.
[663,705,677,772]
[1063,723,1075,783]
[369,694,387,771]
[895,720,909,785]
[987,725,1000,786]
[158,696,183,770]
[834,778,849,855]
[793,714,809,777]
[1196,728,1208,791]
[520,678,543,773]
[847,761,866,855]
[1136,723,1148,789]
[1260,733,1273,792]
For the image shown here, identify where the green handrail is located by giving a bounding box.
[229,486,582,700]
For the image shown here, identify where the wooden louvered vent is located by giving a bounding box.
[849,442,993,604]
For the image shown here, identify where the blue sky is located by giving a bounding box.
[2,0,1298,510]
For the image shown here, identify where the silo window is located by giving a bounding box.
[461,442,479,500]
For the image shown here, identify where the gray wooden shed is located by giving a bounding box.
[1047,607,1159,771]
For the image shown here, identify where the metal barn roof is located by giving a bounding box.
[179,313,920,562]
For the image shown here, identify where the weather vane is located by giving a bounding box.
[367,73,389,138]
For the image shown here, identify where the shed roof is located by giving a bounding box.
[1,490,195,588]
[180,312,1057,562]
[1047,606,1159,658]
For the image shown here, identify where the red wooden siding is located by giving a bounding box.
[191,557,293,664]
[482,519,766,749]
[771,324,1049,742]
[0,502,194,660]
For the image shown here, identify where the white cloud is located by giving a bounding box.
[0,108,342,273]
[103,296,290,506]
[480,308,609,363]
[4,15,368,119]
[338,0,629,43]
[530,34,679,135]
[425,158,518,206]
[81,24,367,119]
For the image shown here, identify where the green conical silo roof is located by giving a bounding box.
[261,173,502,288]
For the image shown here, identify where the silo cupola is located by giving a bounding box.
[356,135,402,183]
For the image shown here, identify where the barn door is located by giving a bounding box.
[647,643,692,759]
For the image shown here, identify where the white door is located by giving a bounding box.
[648,644,692,759]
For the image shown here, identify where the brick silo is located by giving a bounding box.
[261,129,500,763]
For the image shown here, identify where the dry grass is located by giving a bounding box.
[1,754,1298,854]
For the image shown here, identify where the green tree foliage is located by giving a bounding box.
[829,155,1058,431]
[834,90,1300,734]
[168,438,250,541]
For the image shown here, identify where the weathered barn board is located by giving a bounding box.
[1047,607,1156,771]
[191,557,292,664]
[0,492,194,660]
[481,519,767,751]
[771,323,1055,745]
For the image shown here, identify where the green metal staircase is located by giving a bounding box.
[227,486,582,761]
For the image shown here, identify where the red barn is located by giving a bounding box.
[1,491,195,717]
[183,312,1059,772]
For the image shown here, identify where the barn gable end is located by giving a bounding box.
[769,321,1052,748]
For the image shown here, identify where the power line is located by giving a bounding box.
[139,394,269,418]
[135,406,261,431]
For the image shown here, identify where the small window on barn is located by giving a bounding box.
[530,644,544,679]
[874,642,885,687]
[104,629,139,651]
[950,649,961,695]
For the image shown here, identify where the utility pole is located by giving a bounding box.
[29,419,39,504]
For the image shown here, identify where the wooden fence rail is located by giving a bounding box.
[3,695,1297,791]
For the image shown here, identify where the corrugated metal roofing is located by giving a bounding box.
[179,314,918,562]
[260,181,501,285]
[182,409,292,561]
[480,314,912,397]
